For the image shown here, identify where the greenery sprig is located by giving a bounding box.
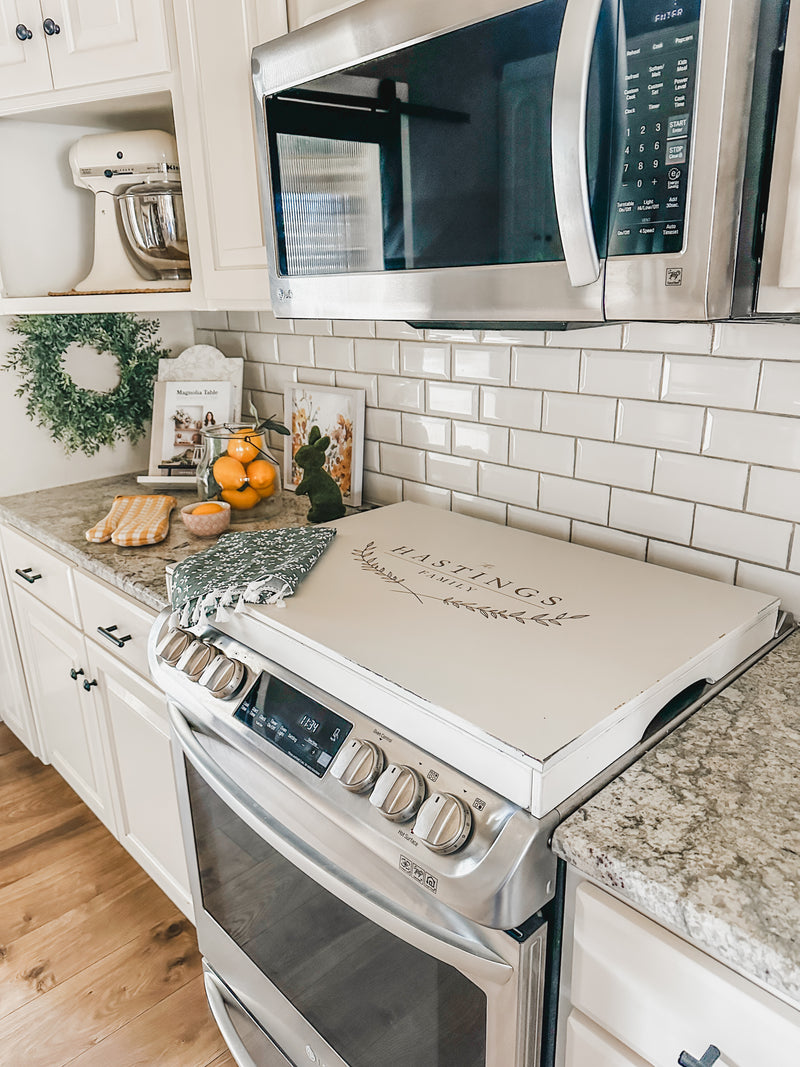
[3,313,169,456]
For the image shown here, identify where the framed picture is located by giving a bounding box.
[145,380,234,484]
[283,385,365,507]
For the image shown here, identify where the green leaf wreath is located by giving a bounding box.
[3,313,169,456]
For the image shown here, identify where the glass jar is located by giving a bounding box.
[196,423,282,521]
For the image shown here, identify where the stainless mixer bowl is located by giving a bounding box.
[116,181,191,280]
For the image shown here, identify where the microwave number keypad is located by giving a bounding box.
[609,18,700,257]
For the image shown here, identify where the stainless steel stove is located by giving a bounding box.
[149,503,785,1067]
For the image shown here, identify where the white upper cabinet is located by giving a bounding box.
[0,0,170,99]
[286,0,364,30]
[172,0,288,307]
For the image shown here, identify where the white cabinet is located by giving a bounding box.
[172,0,287,307]
[0,0,170,99]
[286,0,364,30]
[0,554,40,756]
[559,878,800,1067]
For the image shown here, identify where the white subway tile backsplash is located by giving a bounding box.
[355,339,400,374]
[401,413,451,453]
[736,563,800,616]
[543,392,617,440]
[748,467,800,523]
[703,409,800,468]
[297,368,336,385]
[363,471,402,505]
[662,354,759,409]
[625,322,714,354]
[511,430,574,476]
[427,452,478,494]
[378,376,425,412]
[243,361,265,391]
[479,464,539,509]
[693,505,791,568]
[647,541,737,583]
[313,336,355,371]
[365,408,402,444]
[427,381,479,420]
[364,440,380,470]
[480,386,542,429]
[616,399,704,451]
[263,364,299,393]
[193,310,228,330]
[789,535,800,574]
[610,489,694,543]
[540,475,610,524]
[404,481,451,508]
[292,319,333,336]
[546,325,624,349]
[572,522,647,560]
[401,343,450,379]
[511,347,580,392]
[276,334,314,366]
[227,311,260,332]
[453,493,507,525]
[376,321,425,341]
[381,443,426,481]
[713,322,800,360]
[653,452,747,509]
[580,349,662,399]
[453,422,509,463]
[483,329,546,346]
[333,320,377,338]
[757,361,800,416]
[335,372,379,407]
[214,332,246,360]
[194,329,215,347]
[575,439,654,491]
[452,345,510,384]
[507,506,570,540]
[245,332,279,363]
[424,328,481,343]
[257,311,294,334]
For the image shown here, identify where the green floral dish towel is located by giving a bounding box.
[171,526,336,625]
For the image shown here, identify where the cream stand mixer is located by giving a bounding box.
[69,129,191,293]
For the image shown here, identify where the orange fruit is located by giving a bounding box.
[246,459,277,492]
[213,455,247,490]
[226,429,263,465]
[192,502,225,515]
[221,485,261,510]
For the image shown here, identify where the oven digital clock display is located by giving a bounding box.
[234,672,352,777]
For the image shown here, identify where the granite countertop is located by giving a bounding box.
[0,472,314,612]
[553,628,800,1010]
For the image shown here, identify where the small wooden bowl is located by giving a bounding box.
[180,501,231,537]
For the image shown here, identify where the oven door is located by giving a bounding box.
[251,0,619,324]
[170,704,548,1067]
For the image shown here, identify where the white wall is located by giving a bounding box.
[0,311,194,496]
[197,310,800,617]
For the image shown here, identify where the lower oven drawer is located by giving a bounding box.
[203,965,292,1067]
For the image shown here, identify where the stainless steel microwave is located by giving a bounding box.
[251,0,790,327]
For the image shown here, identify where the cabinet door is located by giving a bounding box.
[286,0,363,31]
[0,559,40,756]
[172,0,287,307]
[0,0,52,98]
[45,0,170,89]
[12,592,114,828]
[88,643,192,920]
[564,1011,650,1067]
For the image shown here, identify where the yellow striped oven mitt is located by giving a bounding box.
[86,495,177,547]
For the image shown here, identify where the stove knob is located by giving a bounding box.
[174,639,217,682]
[369,764,425,822]
[155,627,193,666]
[198,653,246,699]
[328,738,385,793]
[412,792,472,854]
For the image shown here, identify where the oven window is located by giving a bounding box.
[187,763,487,1066]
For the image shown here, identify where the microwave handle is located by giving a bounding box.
[170,705,513,987]
[551,0,604,286]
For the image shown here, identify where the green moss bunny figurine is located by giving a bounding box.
[294,425,347,523]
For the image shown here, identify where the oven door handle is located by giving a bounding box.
[204,970,260,1067]
[171,706,513,987]
[551,0,604,286]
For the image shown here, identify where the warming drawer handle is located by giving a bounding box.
[170,705,513,987]
[97,624,132,649]
[551,0,604,286]
[203,971,259,1067]
[15,567,42,584]
[678,1045,721,1067]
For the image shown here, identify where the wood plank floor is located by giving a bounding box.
[0,723,235,1066]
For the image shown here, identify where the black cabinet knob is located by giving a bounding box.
[83,678,98,691]
[69,667,84,681]
[42,17,60,35]
[15,567,42,583]
[15,23,33,40]
[679,1046,721,1067]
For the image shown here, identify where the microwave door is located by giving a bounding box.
[253,0,618,324]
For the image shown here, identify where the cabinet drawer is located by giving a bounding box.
[0,525,78,625]
[564,1011,649,1067]
[571,882,800,1067]
[74,571,155,679]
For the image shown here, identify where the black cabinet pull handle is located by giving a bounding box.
[15,23,33,40]
[42,17,60,35]
[15,567,42,583]
[679,1046,721,1067]
[97,624,132,649]
[83,678,98,691]
[69,667,84,681]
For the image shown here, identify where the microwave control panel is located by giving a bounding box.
[609,0,701,257]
